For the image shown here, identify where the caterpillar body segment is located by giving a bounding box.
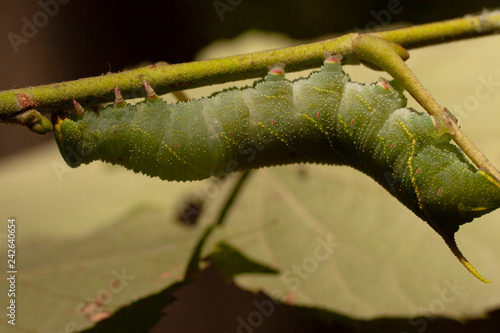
[54,57,500,282]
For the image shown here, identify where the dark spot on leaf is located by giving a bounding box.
[176,200,204,226]
[297,166,308,180]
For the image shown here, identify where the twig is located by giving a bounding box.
[0,11,499,120]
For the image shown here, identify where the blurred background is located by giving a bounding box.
[0,0,499,158]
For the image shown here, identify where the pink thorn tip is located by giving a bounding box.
[269,67,284,75]
[72,99,84,116]
[143,81,157,100]
[114,86,124,105]
[378,78,392,90]
[268,62,285,75]
[325,53,342,64]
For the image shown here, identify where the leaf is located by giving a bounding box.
[79,281,187,333]
[0,143,217,332]
[203,163,500,320]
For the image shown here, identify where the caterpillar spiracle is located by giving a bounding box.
[54,56,500,282]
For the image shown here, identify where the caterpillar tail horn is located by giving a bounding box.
[443,235,491,283]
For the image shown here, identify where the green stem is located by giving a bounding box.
[1,11,499,121]
[214,171,252,226]
[353,34,500,182]
[185,171,252,275]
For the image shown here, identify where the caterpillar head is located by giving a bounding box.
[53,99,98,168]
[54,115,85,168]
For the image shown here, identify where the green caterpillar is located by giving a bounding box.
[54,56,500,282]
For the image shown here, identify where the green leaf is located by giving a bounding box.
[0,143,216,332]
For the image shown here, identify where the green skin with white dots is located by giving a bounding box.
[55,58,500,281]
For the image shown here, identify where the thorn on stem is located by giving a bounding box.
[114,86,124,105]
[143,81,157,100]
[73,100,85,116]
